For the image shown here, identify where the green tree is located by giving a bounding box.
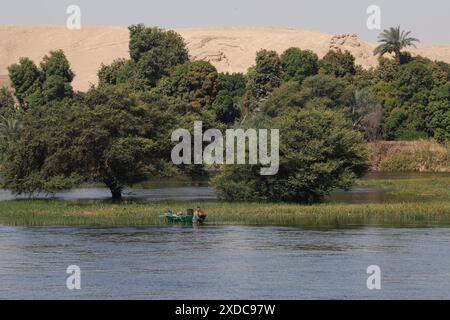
[280,48,319,82]
[248,50,283,101]
[98,59,134,86]
[373,57,400,83]
[0,88,16,116]
[370,81,396,108]
[427,84,450,143]
[8,50,74,108]
[352,88,383,141]
[374,26,419,64]
[157,61,220,109]
[212,108,368,202]
[301,74,354,108]
[1,86,177,200]
[128,24,189,87]
[352,65,376,89]
[37,50,74,104]
[0,114,22,162]
[261,74,354,119]
[430,61,450,86]
[217,72,246,97]
[210,73,246,124]
[261,81,309,117]
[319,49,356,78]
[40,50,74,83]
[211,90,240,124]
[382,107,408,140]
[41,75,73,103]
[7,57,41,108]
[393,60,433,104]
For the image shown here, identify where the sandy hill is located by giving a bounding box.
[1,25,450,92]
[0,75,10,89]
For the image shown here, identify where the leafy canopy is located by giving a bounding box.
[213,108,368,203]
[7,50,74,108]
[374,26,419,64]
[281,48,319,82]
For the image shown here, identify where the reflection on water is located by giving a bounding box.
[0,187,216,202]
[329,188,385,204]
[1,225,450,299]
[0,186,386,204]
[0,173,447,204]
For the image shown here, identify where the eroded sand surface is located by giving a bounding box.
[1,25,450,91]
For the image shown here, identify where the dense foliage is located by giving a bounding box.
[8,50,74,109]
[374,26,419,64]
[2,88,173,199]
[0,25,448,201]
[280,48,319,82]
[212,108,368,202]
[319,49,356,78]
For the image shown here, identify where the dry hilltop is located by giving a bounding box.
[1,25,450,91]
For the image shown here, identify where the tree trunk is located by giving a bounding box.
[110,188,122,201]
[104,178,123,201]
[241,93,250,124]
[395,50,401,64]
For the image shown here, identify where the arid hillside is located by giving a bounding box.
[0,75,10,89]
[1,25,450,91]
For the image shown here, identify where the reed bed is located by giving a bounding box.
[0,200,449,227]
[0,176,448,227]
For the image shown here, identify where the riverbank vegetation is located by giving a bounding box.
[0,176,448,227]
[369,140,450,172]
[0,25,448,203]
[1,200,449,227]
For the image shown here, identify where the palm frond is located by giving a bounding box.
[373,26,419,59]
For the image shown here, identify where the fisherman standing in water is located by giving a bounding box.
[193,207,207,223]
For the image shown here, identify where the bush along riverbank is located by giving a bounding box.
[0,176,449,227]
[369,140,450,172]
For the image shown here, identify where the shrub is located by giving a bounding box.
[212,108,368,203]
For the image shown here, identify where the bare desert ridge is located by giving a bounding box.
[1,25,450,92]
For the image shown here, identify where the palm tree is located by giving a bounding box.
[0,115,22,160]
[373,26,419,64]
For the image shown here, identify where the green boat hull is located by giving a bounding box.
[165,213,206,225]
[165,213,194,225]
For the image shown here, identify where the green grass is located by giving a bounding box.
[0,176,449,227]
[356,176,450,202]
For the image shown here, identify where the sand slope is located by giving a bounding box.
[1,25,450,91]
[0,75,10,89]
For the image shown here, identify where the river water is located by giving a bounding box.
[1,225,450,299]
[1,173,449,299]
[1,172,447,204]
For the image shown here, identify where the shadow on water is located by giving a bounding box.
[327,187,386,204]
[0,172,448,204]
[0,186,216,203]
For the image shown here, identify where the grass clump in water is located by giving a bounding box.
[0,176,448,227]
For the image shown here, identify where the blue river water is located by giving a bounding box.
[1,225,450,299]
